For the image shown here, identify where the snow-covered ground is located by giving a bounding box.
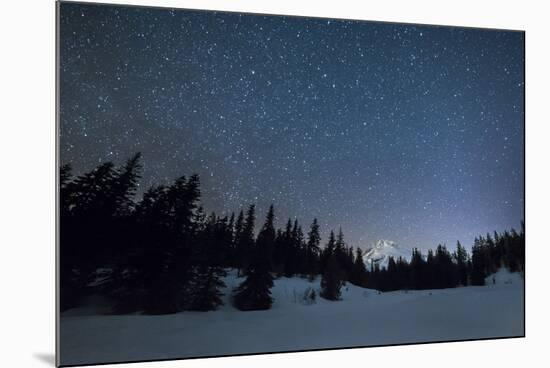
[59,269,524,366]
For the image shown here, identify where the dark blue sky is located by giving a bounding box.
[59,2,524,252]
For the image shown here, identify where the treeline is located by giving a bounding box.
[366,227,525,292]
[60,154,524,314]
[60,153,357,313]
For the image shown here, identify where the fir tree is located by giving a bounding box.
[320,230,336,274]
[233,210,245,272]
[256,205,276,270]
[233,216,274,311]
[273,228,286,276]
[188,215,227,311]
[233,259,274,310]
[226,213,236,267]
[305,218,321,280]
[320,253,344,301]
[296,225,306,275]
[334,228,346,265]
[350,247,367,287]
[236,205,255,276]
[188,265,226,311]
[111,152,142,217]
[471,239,486,286]
[409,248,425,290]
[454,241,468,286]
[425,249,436,289]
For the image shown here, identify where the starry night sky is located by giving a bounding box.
[59,2,524,252]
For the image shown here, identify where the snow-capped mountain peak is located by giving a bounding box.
[363,239,412,270]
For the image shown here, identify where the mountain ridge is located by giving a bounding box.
[363,239,414,270]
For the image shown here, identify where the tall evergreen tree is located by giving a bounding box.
[111,152,142,217]
[454,241,468,286]
[256,205,276,270]
[188,214,227,311]
[350,247,367,287]
[189,264,226,311]
[233,208,274,310]
[471,239,486,286]
[129,174,202,314]
[334,228,346,262]
[233,210,245,271]
[320,252,344,301]
[236,205,255,277]
[293,221,307,276]
[61,159,129,310]
[226,213,236,267]
[425,249,436,289]
[283,219,303,276]
[409,248,425,290]
[272,228,286,276]
[320,230,336,275]
[305,218,321,280]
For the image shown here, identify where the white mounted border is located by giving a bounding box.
[1,1,549,368]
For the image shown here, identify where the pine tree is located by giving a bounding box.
[188,214,227,311]
[425,249,436,289]
[256,205,276,270]
[233,258,274,310]
[334,228,352,280]
[283,219,304,276]
[282,218,295,277]
[226,213,236,267]
[189,265,226,311]
[233,210,245,272]
[395,256,410,290]
[112,152,142,217]
[106,154,144,298]
[320,253,344,301]
[273,228,286,276]
[485,233,497,274]
[234,210,244,240]
[61,160,120,308]
[471,239,486,286]
[130,174,202,314]
[409,248,425,289]
[350,247,367,287]
[236,205,255,277]
[233,212,274,311]
[335,228,346,263]
[386,256,398,291]
[292,219,306,275]
[454,241,468,286]
[305,218,321,280]
[297,225,306,274]
[434,244,456,288]
[320,230,336,274]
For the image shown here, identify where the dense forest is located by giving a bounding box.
[60,154,524,314]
